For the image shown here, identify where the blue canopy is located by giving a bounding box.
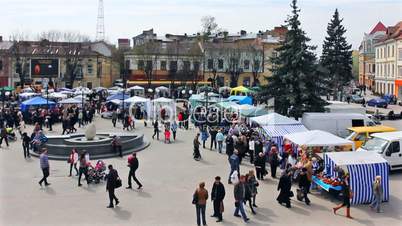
[20,96,56,111]
[227,95,252,105]
[106,93,130,101]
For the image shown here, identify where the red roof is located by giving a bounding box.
[369,22,387,35]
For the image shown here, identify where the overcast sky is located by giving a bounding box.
[1,0,401,54]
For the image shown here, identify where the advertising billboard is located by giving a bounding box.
[31,59,59,78]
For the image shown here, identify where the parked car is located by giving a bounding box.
[350,95,364,104]
[113,79,124,88]
[367,98,388,108]
[100,111,113,119]
[382,94,397,105]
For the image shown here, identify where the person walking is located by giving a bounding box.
[68,148,79,177]
[111,110,117,127]
[0,126,9,147]
[38,148,50,186]
[126,153,143,189]
[22,132,31,158]
[78,152,89,186]
[233,175,249,222]
[248,137,255,164]
[106,164,120,208]
[211,176,225,222]
[298,168,311,205]
[225,135,234,157]
[112,135,122,157]
[201,128,209,149]
[193,182,208,226]
[209,127,217,150]
[193,133,201,160]
[171,120,178,141]
[333,175,353,219]
[254,152,266,180]
[216,129,224,153]
[246,170,259,209]
[277,170,292,208]
[228,150,240,184]
[269,146,279,178]
[152,119,159,140]
[370,176,383,213]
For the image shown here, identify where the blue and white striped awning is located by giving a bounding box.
[262,124,308,137]
[324,152,389,205]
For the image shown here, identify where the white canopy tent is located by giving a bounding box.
[58,98,82,105]
[152,97,176,120]
[126,96,151,115]
[284,130,355,150]
[250,112,300,126]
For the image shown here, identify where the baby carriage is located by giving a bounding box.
[87,160,106,184]
[6,128,17,141]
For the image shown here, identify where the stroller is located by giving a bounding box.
[6,128,17,141]
[87,160,106,184]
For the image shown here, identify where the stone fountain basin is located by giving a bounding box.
[32,132,149,160]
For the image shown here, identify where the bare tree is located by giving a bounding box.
[133,41,160,88]
[227,48,242,88]
[249,45,263,87]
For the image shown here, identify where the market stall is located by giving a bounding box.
[230,86,252,96]
[323,151,389,204]
[20,96,56,111]
[106,93,130,101]
[127,85,145,96]
[152,97,176,120]
[283,130,355,151]
[58,98,82,105]
[250,113,308,152]
[125,96,151,116]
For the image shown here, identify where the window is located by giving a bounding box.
[399,67,402,77]
[242,77,250,87]
[399,48,402,60]
[87,63,93,74]
[160,61,167,71]
[193,61,200,71]
[244,60,250,70]
[392,64,394,76]
[207,59,213,70]
[352,119,364,127]
[146,61,153,71]
[253,60,260,71]
[272,51,278,58]
[169,61,177,72]
[0,60,2,71]
[372,64,375,73]
[355,133,367,141]
[387,46,390,57]
[389,141,400,154]
[218,59,224,69]
[137,60,144,70]
[183,61,190,71]
[391,45,394,57]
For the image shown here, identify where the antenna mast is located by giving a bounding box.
[96,0,105,41]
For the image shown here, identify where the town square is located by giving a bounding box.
[0,1,402,226]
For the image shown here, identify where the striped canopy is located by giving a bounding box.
[324,152,389,205]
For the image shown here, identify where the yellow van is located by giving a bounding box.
[346,126,397,149]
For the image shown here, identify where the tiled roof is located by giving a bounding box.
[369,22,387,35]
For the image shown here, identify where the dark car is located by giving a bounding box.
[367,98,388,108]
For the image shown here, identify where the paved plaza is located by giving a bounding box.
[1,116,402,226]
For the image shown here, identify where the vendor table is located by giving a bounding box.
[312,176,342,192]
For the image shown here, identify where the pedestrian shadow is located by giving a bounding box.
[254,206,277,220]
[82,185,97,193]
[43,187,56,195]
[134,189,152,198]
[112,206,132,220]
[286,203,310,215]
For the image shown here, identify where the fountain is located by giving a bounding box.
[31,124,150,160]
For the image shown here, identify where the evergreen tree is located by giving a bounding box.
[260,0,326,118]
[320,9,353,100]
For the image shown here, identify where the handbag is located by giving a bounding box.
[192,191,198,205]
[296,188,303,201]
[115,178,122,189]
[220,201,224,213]
[67,158,72,164]
[289,190,294,198]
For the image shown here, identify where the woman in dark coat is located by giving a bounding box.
[269,146,279,178]
[225,135,234,158]
[254,152,266,180]
[333,175,353,218]
[277,170,292,208]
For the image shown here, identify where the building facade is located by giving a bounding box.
[0,38,118,89]
[374,21,402,98]
[359,22,387,90]
[124,26,285,88]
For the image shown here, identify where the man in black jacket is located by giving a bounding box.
[298,168,311,205]
[211,176,225,222]
[209,127,218,150]
[126,153,142,189]
[225,135,234,158]
[106,164,120,208]
[152,119,159,140]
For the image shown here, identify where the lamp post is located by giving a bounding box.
[122,61,129,116]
